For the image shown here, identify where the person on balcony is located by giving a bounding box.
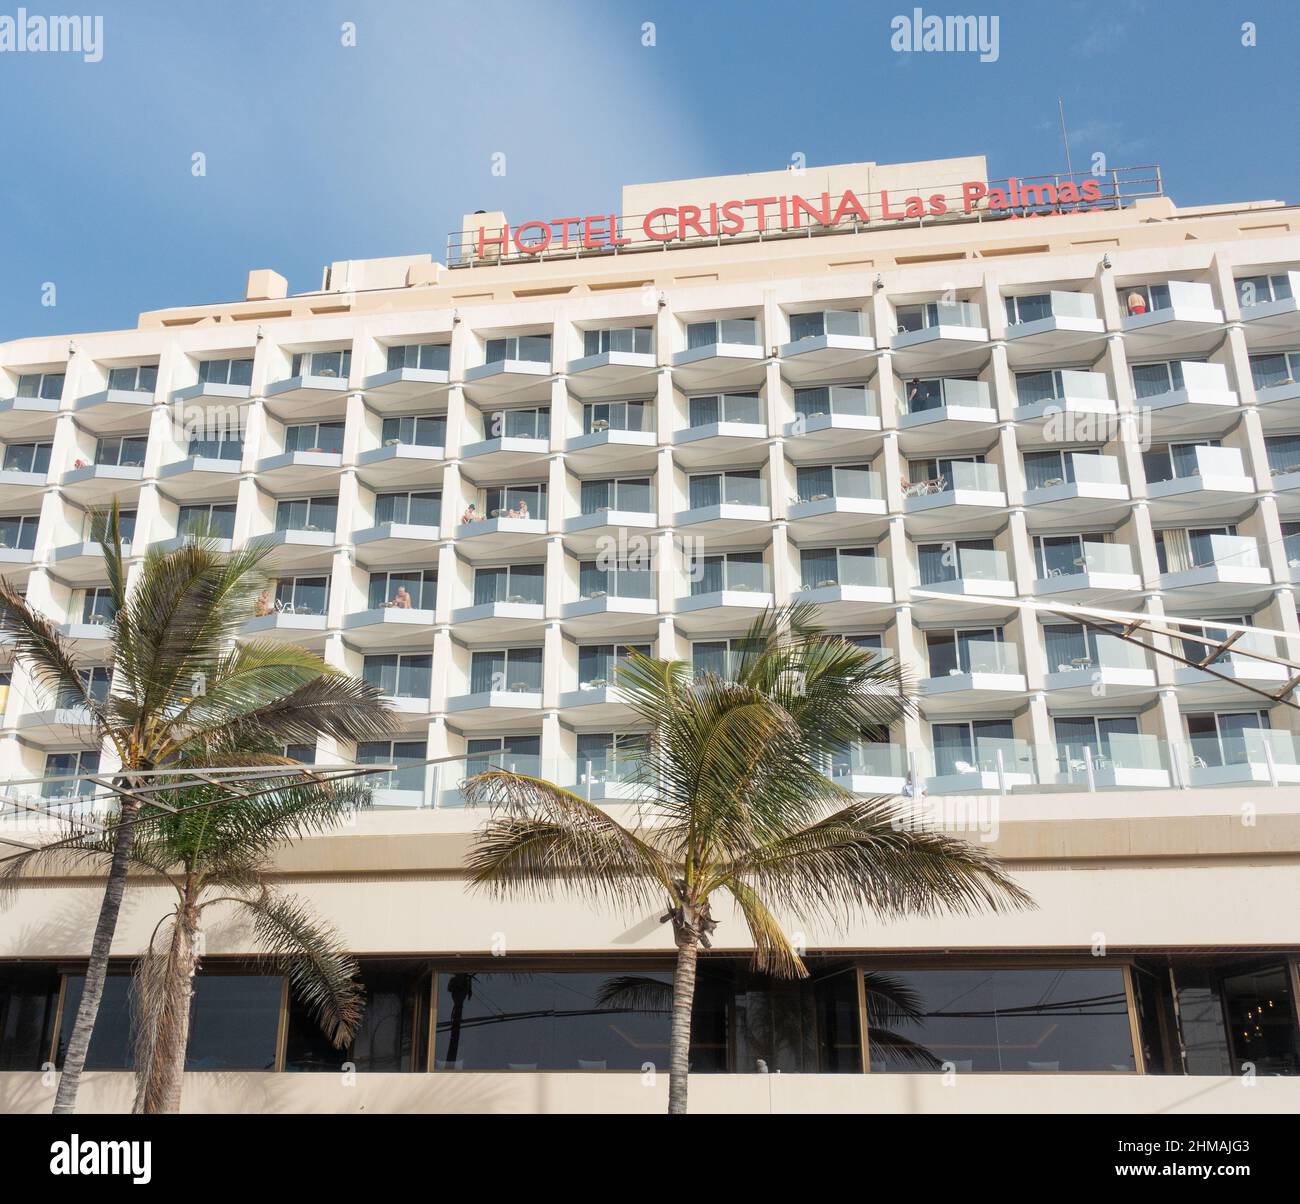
[510,499,530,520]
[392,586,413,609]
[1126,290,1148,316]
[460,502,478,524]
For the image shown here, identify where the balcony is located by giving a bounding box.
[1034,541,1141,602]
[1184,729,1300,787]
[157,454,242,501]
[1003,291,1106,366]
[779,313,876,386]
[15,705,100,748]
[362,364,451,409]
[356,442,447,490]
[672,397,767,470]
[58,616,115,653]
[1145,445,1253,522]
[562,507,656,557]
[74,386,155,433]
[1043,636,1157,705]
[1255,375,1300,430]
[786,468,886,542]
[1121,280,1224,354]
[0,393,60,439]
[1134,361,1238,437]
[0,540,37,580]
[463,357,552,405]
[558,686,640,726]
[1054,733,1172,791]
[455,514,549,560]
[1023,453,1130,525]
[823,741,907,796]
[449,597,546,641]
[343,605,438,650]
[1156,534,1272,606]
[170,378,252,408]
[926,737,1036,794]
[675,563,772,635]
[565,347,658,400]
[896,378,996,454]
[674,477,771,541]
[568,752,645,804]
[565,415,657,473]
[247,528,335,571]
[239,609,329,648]
[794,555,893,626]
[352,521,441,568]
[255,449,344,493]
[1237,271,1300,348]
[1012,371,1117,444]
[919,642,1026,716]
[0,464,49,505]
[434,752,542,807]
[561,573,658,637]
[445,687,543,729]
[671,334,765,392]
[60,462,144,505]
[1172,632,1291,705]
[890,301,988,373]
[784,385,881,461]
[460,421,551,478]
[903,461,1005,535]
[912,548,1015,623]
[50,539,135,584]
[264,371,351,420]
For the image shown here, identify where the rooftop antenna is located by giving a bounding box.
[1058,97,1075,178]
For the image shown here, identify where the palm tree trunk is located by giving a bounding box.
[143,903,199,1114]
[52,798,139,1114]
[667,935,699,1115]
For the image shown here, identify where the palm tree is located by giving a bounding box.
[0,506,395,1113]
[464,605,1032,1113]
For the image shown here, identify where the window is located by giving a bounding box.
[1265,435,1300,476]
[187,428,243,460]
[1142,440,1215,484]
[362,653,432,699]
[583,326,653,356]
[575,732,643,784]
[2,442,53,474]
[1034,532,1116,578]
[865,967,1136,1072]
[481,483,545,521]
[1024,448,1084,489]
[282,742,316,764]
[78,587,116,625]
[578,558,653,600]
[469,648,543,694]
[0,965,62,1070]
[795,463,878,503]
[1131,359,1187,398]
[792,384,873,419]
[386,343,450,372]
[273,576,329,616]
[356,739,427,795]
[465,734,541,775]
[85,509,137,544]
[15,371,64,400]
[686,317,758,348]
[375,490,441,527]
[1237,273,1293,307]
[57,667,112,709]
[197,358,253,387]
[290,349,350,379]
[1013,368,1070,405]
[917,539,997,585]
[368,569,437,610]
[583,400,652,434]
[381,414,446,447]
[577,644,652,688]
[283,422,344,455]
[481,406,549,440]
[1249,350,1300,390]
[1153,525,1238,574]
[274,496,337,534]
[1123,282,1172,315]
[1186,711,1269,767]
[689,550,766,595]
[579,476,653,514]
[925,628,1008,677]
[1004,293,1053,325]
[42,749,101,800]
[106,364,158,393]
[473,563,544,605]
[905,454,982,491]
[687,392,762,427]
[93,435,148,468]
[895,300,979,331]
[0,514,39,551]
[484,334,551,364]
[799,546,880,590]
[691,638,760,680]
[177,503,236,540]
[1054,715,1142,772]
[687,468,764,509]
[788,309,863,340]
[1042,621,1127,672]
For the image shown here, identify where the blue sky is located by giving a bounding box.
[1,0,1297,338]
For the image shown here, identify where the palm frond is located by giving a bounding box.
[725,876,808,979]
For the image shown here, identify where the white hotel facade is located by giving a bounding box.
[1,155,1299,1112]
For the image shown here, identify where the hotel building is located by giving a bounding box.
[1,155,1299,1112]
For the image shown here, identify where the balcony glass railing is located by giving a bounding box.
[690,558,769,595]
[800,552,888,591]
[578,565,655,600]
[932,737,1035,779]
[1187,729,1300,771]
[436,753,544,808]
[686,394,763,427]
[792,385,877,420]
[1202,533,1260,571]
[824,741,906,780]
[1047,634,1148,674]
[1057,733,1168,778]
[573,749,644,790]
[794,466,882,504]
[904,377,992,414]
[922,461,1001,493]
[686,475,768,509]
[897,300,982,332]
[929,640,1020,677]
